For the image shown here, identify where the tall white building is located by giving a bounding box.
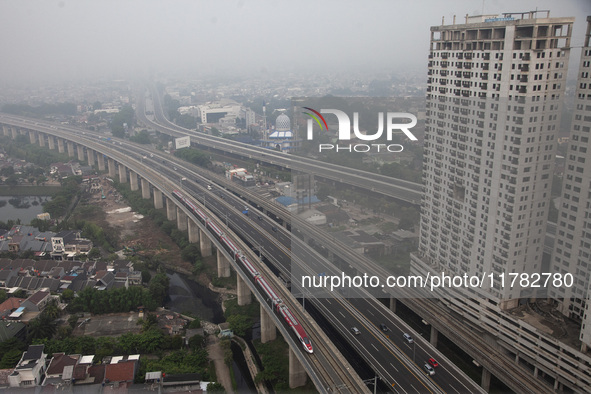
[412,11,573,309]
[551,16,591,351]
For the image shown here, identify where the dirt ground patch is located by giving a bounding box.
[72,312,142,337]
[86,179,191,273]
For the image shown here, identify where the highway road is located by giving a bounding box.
[141,87,423,204]
[0,113,483,393]
[0,113,370,393]
[111,136,482,393]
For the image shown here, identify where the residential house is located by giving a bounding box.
[104,359,138,385]
[94,270,114,290]
[0,226,54,257]
[0,321,26,342]
[8,345,47,387]
[20,290,51,312]
[0,297,25,318]
[51,230,93,260]
[43,353,80,386]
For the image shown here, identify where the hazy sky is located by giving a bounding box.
[0,0,590,83]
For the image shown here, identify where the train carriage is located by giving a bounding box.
[207,221,224,238]
[278,305,314,354]
[256,277,282,306]
[172,188,313,355]
[238,255,259,278]
[221,235,240,256]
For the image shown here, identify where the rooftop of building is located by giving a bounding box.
[22,345,44,361]
[433,10,574,31]
[25,290,50,305]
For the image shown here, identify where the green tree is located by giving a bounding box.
[57,325,73,340]
[176,114,197,129]
[68,314,79,328]
[43,300,61,320]
[206,382,226,393]
[141,270,152,284]
[149,273,170,305]
[110,105,135,138]
[0,289,7,304]
[27,314,57,342]
[5,175,18,187]
[188,334,205,350]
[0,349,23,369]
[61,289,75,303]
[87,247,101,259]
[130,130,152,144]
[0,338,26,358]
[181,244,201,264]
[226,314,251,337]
[12,289,27,299]
[139,313,159,332]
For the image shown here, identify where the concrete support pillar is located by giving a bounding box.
[141,178,150,199]
[237,275,251,305]
[67,141,75,157]
[57,138,65,153]
[97,154,105,171]
[48,136,55,150]
[177,208,188,231]
[217,252,230,278]
[77,145,85,162]
[153,189,163,209]
[289,348,307,388]
[534,366,539,378]
[11,127,18,139]
[481,368,491,392]
[554,379,562,391]
[166,198,177,221]
[29,131,36,144]
[188,220,199,243]
[118,164,127,183]
[199,229,212,257]
[107,158,116,178]
[390,297,397,313]
[260,305,276,343]
[430,325,438,347]
[38,133,45,147]
[2,125,8,137]
[129,171,139,191]
[87,149,95,166]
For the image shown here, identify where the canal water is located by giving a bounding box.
[165,271,225,324]
[231,341,257,393]
[165,272,258,391]
[0,196,51,223]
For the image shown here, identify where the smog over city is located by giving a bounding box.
[3,0,591,393]
[0,0,589,84]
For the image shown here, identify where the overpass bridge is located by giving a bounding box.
[142,87,423,205]
[0,114,371,393]
[142,88,591,393]
[0,114,488,393]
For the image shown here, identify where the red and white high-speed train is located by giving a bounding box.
[172,189,313,354]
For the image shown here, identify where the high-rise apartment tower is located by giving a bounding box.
[551,16,591,351]
[412,11,573,309]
